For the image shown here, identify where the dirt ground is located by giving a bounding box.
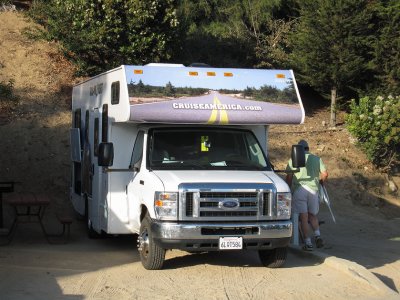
[0,10,399,297]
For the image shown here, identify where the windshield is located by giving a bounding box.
[149,128,271,171]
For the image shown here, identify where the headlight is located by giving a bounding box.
[277,192,291,219]
[154,192,178,220]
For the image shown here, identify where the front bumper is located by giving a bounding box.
[151,220,292,251]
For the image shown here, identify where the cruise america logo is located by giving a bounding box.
[172,95,262,125]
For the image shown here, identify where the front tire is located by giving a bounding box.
[258,247,287,268]
[137,213,166,270]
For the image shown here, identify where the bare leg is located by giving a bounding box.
[309,213,324,248]
[308,213,319,232]
[300,212,310,240]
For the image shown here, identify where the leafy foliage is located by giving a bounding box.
[241,82,296,103]
[347,95,400,169]
[29,0,179,75]
[0,79,17,102]
[128,81,208,98]
[176,0,296,68]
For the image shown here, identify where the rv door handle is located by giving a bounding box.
[140,180,144,185]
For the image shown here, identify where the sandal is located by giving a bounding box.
[303,243,313,251]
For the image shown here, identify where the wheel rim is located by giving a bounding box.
[138,228,150,259]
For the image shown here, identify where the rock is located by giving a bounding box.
[388,180,398,192]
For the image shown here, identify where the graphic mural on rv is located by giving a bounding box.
[125,65,304,125]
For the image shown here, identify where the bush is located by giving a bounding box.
[28,0,179,75]
[347,95,400,170]
[0,79,17,102]
[0,0,15,11]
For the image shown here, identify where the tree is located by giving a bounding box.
[164,82,176,97]
[176,0,297,68]
[290,0,377,126]
[372,0,400,95]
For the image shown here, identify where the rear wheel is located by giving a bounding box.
[87,218,103,239]
[137,213,166,270]
[258,247,287,268]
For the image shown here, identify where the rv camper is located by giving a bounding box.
[70,63,305,270]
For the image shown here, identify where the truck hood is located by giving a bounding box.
[152,170,290,192]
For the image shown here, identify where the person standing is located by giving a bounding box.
[286,140,328,251]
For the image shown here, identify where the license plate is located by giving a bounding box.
[219,237,243,250]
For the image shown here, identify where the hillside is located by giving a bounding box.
[1,10,400,291]
[0,11,76,209]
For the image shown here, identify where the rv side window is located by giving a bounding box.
[74,109,81,129]
[111,81,120,105]
[130,131,144,169]
[94,118,99,156]
[74,109,82,148]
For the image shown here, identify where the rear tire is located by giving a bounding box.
[87,218,103,239]
[258,247,287,268]
[138,213,166,270]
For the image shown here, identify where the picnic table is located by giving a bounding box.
[6,193,50,238]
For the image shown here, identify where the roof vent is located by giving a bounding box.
[145,63,185,67]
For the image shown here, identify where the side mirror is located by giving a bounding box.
[291,144,305,168]
[98,142,114,167]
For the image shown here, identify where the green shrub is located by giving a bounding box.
[0,79,17,102]
[28,0,179,75]
[347,95,400,169]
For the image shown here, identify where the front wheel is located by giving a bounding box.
[137,213,166,270]
[258,247,287,268]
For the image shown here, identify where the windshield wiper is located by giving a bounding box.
[180,160,207,169]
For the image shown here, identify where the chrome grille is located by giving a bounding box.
[180,183,276,221]
[186,192,193,217]
[200,192,257,198]
[263,192,269,215]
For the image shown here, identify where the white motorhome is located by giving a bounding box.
[70,63,305,270]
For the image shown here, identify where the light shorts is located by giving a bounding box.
[292,185,319,215]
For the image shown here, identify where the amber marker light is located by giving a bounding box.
[134,69,143,74]
[160,193,171,200]
[224,72,233,77]
[189,71,198,76]
[155,200,163,207]
[207,72,216,76]
[276,74,285,78]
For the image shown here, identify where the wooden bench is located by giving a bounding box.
[56,214,73,242]
[45,213,74,244]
